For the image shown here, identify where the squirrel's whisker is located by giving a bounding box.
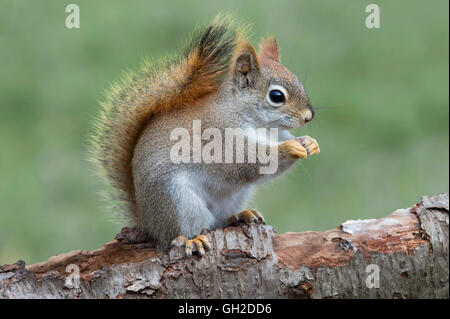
[313,105,338,110]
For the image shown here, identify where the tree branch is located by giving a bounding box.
[0,193,448,299]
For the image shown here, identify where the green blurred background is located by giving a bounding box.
[0,0,448,264]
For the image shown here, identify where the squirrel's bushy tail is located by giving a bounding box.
[91,15,244,223]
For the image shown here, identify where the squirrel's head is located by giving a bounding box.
[229,38,314,130]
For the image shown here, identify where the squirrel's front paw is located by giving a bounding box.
[278,140,308,159]
[227,209,265,226]
[278,136,320,159]
[170,234,211,257]
[296,136,320,156]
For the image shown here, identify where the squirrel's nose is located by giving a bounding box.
[302,108,314,123]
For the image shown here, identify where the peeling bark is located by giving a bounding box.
[0,193,448,299]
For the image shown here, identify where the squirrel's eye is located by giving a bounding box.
[266,85,288,107]
[269,90,285,104]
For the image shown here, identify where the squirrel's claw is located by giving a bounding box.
[227,209,265,226]
[171,234,211,257]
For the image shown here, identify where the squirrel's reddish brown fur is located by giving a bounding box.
[90,15,248,222]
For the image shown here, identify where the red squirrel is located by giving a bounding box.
[91,15,319,256]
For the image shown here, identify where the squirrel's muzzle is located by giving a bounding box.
[300,107,315,126]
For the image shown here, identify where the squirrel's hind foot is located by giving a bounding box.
[171,234,211,257]
[227,209,265,226]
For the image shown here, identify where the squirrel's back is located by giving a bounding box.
[91,15,245,223]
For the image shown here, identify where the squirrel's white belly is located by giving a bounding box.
[171,167,254,236]
[198,168,255,221]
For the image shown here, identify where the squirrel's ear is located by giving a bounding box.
[233,42,260,89]
[259,37,280,62]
